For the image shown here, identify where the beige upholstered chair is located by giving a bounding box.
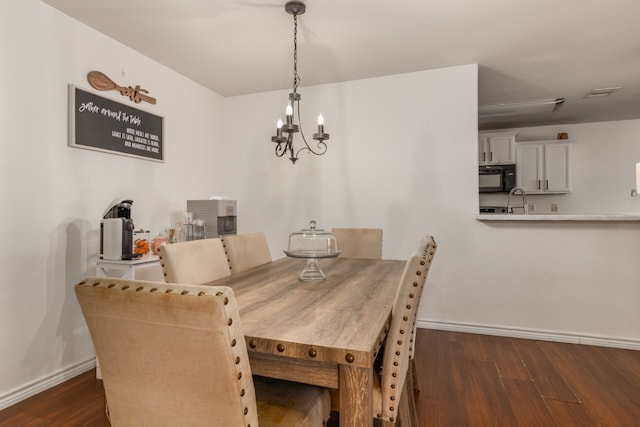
[380,235,436,425]
[75,277,331,427]
[157,238,231,285]
[406,242,437,395]
[331,228,383,259]
[330,235,436,426]
[221,232,272,274]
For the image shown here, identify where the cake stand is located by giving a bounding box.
[283,250,341,281]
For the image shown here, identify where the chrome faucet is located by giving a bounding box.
[507,187,528,214]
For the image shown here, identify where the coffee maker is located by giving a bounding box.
[100,199,139,260]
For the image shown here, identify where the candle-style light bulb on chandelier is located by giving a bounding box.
[271,0,329,164]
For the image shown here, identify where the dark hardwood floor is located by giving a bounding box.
[414,329,640,426]
[1,328,639,426]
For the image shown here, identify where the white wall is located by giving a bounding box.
[220,66,480,259]
[0,1,225,407]
[480,120,640,213]
[220,67,640,349]
[3,0,640,411]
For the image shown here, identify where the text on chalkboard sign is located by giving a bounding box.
[68,85,164,162]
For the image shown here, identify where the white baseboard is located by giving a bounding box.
[418,319,640,351]
[0,358,96,411]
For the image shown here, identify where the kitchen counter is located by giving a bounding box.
[477,213,640,222]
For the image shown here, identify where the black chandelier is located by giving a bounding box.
[271,1,329,164]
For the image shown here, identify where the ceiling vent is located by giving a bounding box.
[583,87,622,99]
[479,98,565,117]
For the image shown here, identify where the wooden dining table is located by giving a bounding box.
[204,256,406,427]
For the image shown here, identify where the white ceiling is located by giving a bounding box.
[42,0,640,130]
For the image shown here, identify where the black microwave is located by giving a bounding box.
[479,164,516,193]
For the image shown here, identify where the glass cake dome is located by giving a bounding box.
[284,220,340,281]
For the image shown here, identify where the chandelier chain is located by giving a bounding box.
[293,13,300,92]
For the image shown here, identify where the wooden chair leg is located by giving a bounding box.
[397,376,418,427]
[406,380,419,427]
[104,400,111,427]
[410,358,421,392]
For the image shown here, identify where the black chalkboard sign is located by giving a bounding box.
[68,85,164,162]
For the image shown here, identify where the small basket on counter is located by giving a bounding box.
[133,229,150,255]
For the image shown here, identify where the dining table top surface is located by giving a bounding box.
[205,256,407,368]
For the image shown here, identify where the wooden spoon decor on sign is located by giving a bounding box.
[87,71,157,105]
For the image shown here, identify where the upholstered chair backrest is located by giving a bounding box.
[74,278,257,427]
[221,232,272,274]
[378,235,436,423]
[158,238,230,284]
[331,228,383,259]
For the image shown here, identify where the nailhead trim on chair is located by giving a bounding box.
[380,235,437,424]
[220,236,233,272]
[76,277,259,427]
[157,245,168,278]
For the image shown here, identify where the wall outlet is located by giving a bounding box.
[551,203,559,212]
[528,203,536,213]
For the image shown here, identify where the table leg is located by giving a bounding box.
[339,364,373,427]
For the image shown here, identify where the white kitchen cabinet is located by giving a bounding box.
[516,140,573,193]
[478,131,517,165]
